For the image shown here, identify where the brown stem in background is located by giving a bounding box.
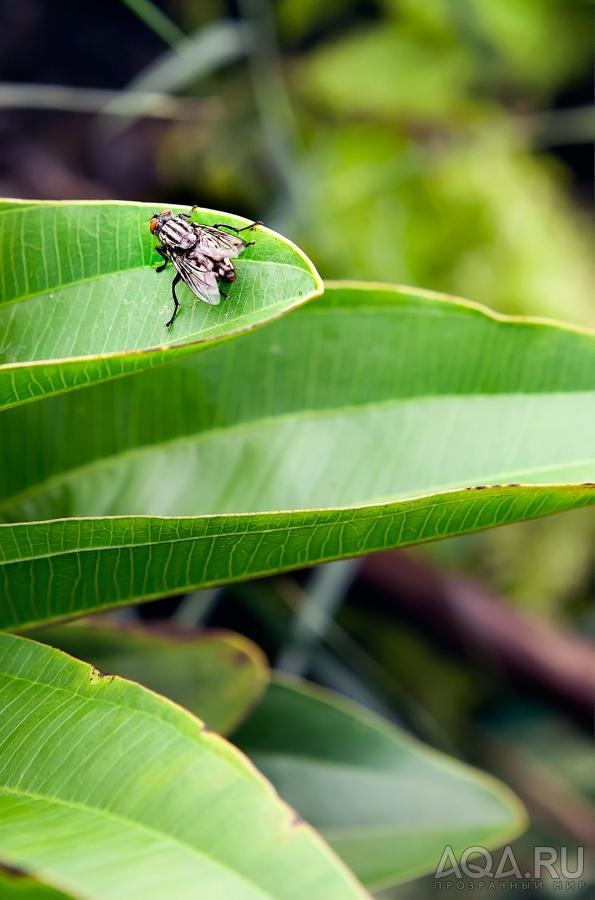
[360,551,595,722]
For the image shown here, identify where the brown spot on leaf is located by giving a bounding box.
[0,862,27,878]
[89,666,114,683]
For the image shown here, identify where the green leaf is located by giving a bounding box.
[33,622,268,735]
[234,678,527,890]
[0,633,365,899]
[0,870,69,899]
[1,283,593,628]
[0,199,321,411]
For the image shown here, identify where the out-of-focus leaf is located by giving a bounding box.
[0,283,593,628]
[344,0,590,96]
[234,678,527,890]
[0,199,321,410]
[0,633,365,900]
[277,0,346,40]
[34,622,268,735]
[280,124,592,323]
[468,0,591,92]
[295,25,475,121]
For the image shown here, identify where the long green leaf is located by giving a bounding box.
[1,283,593,628]
[0,633,365,899]
[0,199,321,410]
[234,678,527,890]
[34,622,268,734]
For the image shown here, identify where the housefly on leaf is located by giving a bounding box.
[149,207,259,327]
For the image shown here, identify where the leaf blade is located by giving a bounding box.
[0,199,322,410]
[1,485,592,630]
[0,633,365,900]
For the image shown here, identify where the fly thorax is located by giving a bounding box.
[160,218,197,250]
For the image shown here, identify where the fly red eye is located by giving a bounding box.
[159,209,171,216]
[149,216,158,234]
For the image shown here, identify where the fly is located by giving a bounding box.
[149,207,259,327]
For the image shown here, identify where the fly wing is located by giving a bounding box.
[193,225,247,261]
[171,254,220,305]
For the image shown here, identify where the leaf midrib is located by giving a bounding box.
[0,257,312,312]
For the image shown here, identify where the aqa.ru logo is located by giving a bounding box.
[433,845,585,891]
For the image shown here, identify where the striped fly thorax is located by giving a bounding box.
[159,217,196,251]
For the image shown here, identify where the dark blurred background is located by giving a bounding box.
[1,2,593,896]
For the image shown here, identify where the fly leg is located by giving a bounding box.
[165,272,181,328]
[188,205,262,235]
[155,246,170,272]
[187,207,261,244]
[209,220,260,249]
[218,274,231,301]
[210,220,262,234]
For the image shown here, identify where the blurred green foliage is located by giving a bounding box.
[160,0,591,322]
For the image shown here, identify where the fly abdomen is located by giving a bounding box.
[160,218,196,250]
[216,259,236,280]
[187,247,214,269]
